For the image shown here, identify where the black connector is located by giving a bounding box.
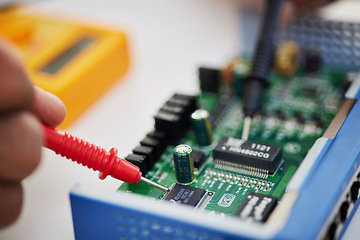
[133,145,156,169]
[125,154,148,175]
[140,137,161,160]
[340,201,350,222]
[155,93,197,142]
[327,222,338,240]
[350,181,360,202]
[147,130,167,152]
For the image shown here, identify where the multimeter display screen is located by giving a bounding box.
[40,37,94,74]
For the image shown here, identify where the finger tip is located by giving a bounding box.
[33,87,67,128]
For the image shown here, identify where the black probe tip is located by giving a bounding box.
[243,77,265,117]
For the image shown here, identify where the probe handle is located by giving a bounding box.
[242,0,282,117]
[42,124,142,184]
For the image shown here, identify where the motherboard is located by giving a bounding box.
[69,15,360,240]
[118,58,346,220]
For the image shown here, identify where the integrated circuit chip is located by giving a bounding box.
[163,184,206,207]
[213,137,282,173]
[235,192,277,222]
[192,149,206,169]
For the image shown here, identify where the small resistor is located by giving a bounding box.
[275,41,300,76]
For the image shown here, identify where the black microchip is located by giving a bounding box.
[235,192,277,222]
[213,137,282,174]
[192,150,206,169]
[163,184,206,207]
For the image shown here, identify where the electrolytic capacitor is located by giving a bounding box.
[191,109,213,146]
[173,144,194,183]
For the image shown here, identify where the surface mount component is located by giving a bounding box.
[235,192,278,222]
[192,150,206,169]
[213,137,282,174]
[163,184,206,207]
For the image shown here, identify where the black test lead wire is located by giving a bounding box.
[241,0,282,140]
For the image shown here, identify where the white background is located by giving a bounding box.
[0,0,359,239]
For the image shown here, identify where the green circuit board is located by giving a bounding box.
[118,67,345,217]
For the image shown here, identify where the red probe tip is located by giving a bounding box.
[42,124,142,184]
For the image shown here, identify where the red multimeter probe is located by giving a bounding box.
[42,124,169,192]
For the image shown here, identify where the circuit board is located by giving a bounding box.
[69,15,360,240]
[118,64,346,217]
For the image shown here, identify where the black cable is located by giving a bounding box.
[242,0,282,118]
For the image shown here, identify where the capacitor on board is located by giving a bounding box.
[191,109,213,146]
[173,144,195,183]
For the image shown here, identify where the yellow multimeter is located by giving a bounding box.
[0,5,130,128]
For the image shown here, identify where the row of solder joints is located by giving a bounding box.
[256,108,326,128]
[251,108,328,140]
[125,93,198,175]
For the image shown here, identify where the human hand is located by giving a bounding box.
[0,39,66,229]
